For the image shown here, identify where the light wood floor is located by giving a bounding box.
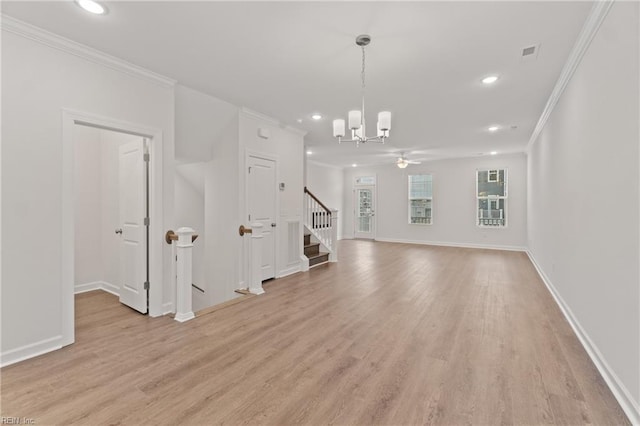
[1,241,630,425]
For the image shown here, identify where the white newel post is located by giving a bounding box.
[249,222,265,295]
[174,227,195,322]
[330,208,339,262]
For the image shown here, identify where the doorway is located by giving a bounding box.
[73,125,149,314]
[354,179,376,239]
[247,154,277,281]
[62,109,165,348]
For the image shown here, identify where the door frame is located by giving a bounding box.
[353,181,377,240]
[61,109,165,347]
[244,149,279,281]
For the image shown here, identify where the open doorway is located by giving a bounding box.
[61,109,165,348]
[73,124,149,314]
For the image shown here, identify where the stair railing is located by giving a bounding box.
[304,187,337,261]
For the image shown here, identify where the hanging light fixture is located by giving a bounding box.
[333,35,391,146]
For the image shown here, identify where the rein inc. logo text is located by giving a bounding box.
[1,417,35,425]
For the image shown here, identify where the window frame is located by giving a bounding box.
[408,173,433,226]
[476,168,508,228]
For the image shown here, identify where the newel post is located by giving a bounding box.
[249,222,265,295]
[330,208,339,262]
[175,227,195,322]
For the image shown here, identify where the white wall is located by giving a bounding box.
[342,154,527,250]
[306,161,344,239]
[528,1,639,419]
[74,125,103,286]
[1,28,175,364]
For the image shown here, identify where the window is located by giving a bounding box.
[409,174,432,225]
[477,169,507,227]
[355,176,376,185]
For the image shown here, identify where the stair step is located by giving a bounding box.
[308,252,329,267]
[304,242,320,257]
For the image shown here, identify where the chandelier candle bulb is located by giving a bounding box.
[378,111,391,131]
[333,119,345,138]
[348,110,362,130]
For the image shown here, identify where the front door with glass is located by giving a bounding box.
[354,185,376,239]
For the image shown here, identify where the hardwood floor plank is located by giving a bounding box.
[0,241,630,425]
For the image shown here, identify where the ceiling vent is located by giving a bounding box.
[521,44,540,61]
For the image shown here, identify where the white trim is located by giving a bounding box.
[527,1,614,149]
[526,251,639,425]
[74,281,102,294]
[62,109,165,349]
[162,302,175,315]
[239,107,307,137]
[240,107,280,126]
[1,336,62,368]
[372,237,526,252]
[278,265,302,278]
[1,15,176,88]
[74,281,120,296]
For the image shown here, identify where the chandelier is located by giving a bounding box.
[332,35,391,146]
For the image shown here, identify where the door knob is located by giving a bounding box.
[115,228,123,235]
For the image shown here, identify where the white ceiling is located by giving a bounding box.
[2,1,593,168]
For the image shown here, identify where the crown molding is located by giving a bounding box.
[527,0,614,150]
[1,14,176,88]
[240,107,307,136]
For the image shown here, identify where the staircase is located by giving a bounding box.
[303,187,338,267]
[304,233,329,267]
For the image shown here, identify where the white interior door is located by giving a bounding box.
[248,155,276,281]
[354,185,376,239]
[117,138,148,313]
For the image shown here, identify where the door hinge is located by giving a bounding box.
[144,153,150,162]
[248,166,251,174]
[144,281,150,290]
[144,217,150,226]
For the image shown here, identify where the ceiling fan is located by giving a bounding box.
[396,154,421,169]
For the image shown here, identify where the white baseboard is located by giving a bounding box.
[100,281,119,296]
[75,281,120,296]
[162,302,174,315]
[300,255,309,272]
[278,264,302,278]
[526,251,640,425]
[373,237,526,252]
[74,281,102,293]
[1,335,62,368]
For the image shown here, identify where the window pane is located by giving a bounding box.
[356,176,376,185]
[410,199,432,224]
[477,169,506,197]
[409,174,432,198]
[478,198,506,226]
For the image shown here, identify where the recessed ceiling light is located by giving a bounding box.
[490,151,498,156]
[76,0,106,14]
[488,126,500,132]
[482,75,499,84]
[306,150,313,155]
[311,114,322,120]
[296,119,303,123]
[352,164,357,167]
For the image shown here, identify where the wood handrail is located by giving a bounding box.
[304,187,332,214]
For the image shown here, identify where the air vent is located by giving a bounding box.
[521,44,540,62]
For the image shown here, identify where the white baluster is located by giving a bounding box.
[248,222,265,295]
[330,209,338,262]
[175,227,196,322]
